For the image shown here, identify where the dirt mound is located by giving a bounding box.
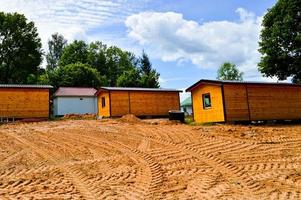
[119,114,142,123]
[63,113,96,120]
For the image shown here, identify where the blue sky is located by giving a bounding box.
[1,0,277,99]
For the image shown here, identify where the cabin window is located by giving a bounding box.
[101,97,106,108]
[202,93,211,109]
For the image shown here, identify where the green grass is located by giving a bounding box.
[184,115,194,124]
[184,116,216,126]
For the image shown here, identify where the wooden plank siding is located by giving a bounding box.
[192,84,225,123]
[247,85,301,120]
[97,90,180,117]
[223,85,250,121]
[0,88,49,118]
[110,91,130,116]
[187,79,301,123]
[129,91,179,116]
[97,92,110,117]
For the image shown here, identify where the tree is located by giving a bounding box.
[55,39,161,88]
[139,51,160,88]
[59,40,89,66]
[54,63,107,88]
[116,68,141,87]
[0,12,42,83]
[87,41,107,75]
[258,0,301,83]
[217,62,243,81]
[103,46,138,86]
[140,50,152,74]
[46,33,67,71]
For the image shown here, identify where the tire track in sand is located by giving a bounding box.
[121,126,263,199]
[71,132,164,200]
[4,131,99,200]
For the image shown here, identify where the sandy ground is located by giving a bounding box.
[0,119,301,199]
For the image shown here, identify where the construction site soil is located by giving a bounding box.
[0,118,301,199]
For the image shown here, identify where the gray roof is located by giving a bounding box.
[186,79,301,92]
[99,87,182,92]
[0,84,53,89]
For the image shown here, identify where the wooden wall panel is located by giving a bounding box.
[0,88,49,118]
[223,85,249,121]
[110,91,130,116]
[97,92,110,117]
[129,91,179,116]
[247,85,301,120]
[192,85,224,123]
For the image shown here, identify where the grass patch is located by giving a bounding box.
[188,122,216,126]
[184,116,216,126]
[184,115,194,124]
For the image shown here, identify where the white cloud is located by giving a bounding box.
[125,9,266,80]
[0,0,145,51]
[0,0,148,68]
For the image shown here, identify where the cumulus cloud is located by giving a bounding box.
[125,9,265,80]
[0,0,145,49]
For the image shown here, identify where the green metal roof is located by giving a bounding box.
[181,97,192,107]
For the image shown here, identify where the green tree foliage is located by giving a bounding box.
[59,40,89,66]
[87,41,107,75]
[0,12,42,83]
[46,33,67,71]
[116,67,140,87]
[258,0,301,83]
[40,36,160,89]
[104,47,138,86]
[217,62,243,81]
[54,63,106,88]
[138,51,160,88]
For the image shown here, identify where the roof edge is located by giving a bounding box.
[96,87,182,95]
[0,84,53,89]
[54,95,96,97]
[186,79,301,92]
[186,79,223,92]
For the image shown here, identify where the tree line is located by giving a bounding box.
[0,12,160,90]
[1,0,301,86]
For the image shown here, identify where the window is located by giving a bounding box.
[202,93,211,109]
[80,98,83,100]
[101,97,106,108]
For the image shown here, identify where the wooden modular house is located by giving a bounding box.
[96,87,181,117]
[186,79,301,123]
[0,84,52,119]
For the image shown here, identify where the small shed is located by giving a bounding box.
[186,79,301,123]
[53,87,97,116]
[96,87,182,117]
[181,97,193,115]
[0,84,52,118]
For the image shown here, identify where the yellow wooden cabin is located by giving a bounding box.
[186,79,301,123]
[0,84,52,119]
[96,87,181,117]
